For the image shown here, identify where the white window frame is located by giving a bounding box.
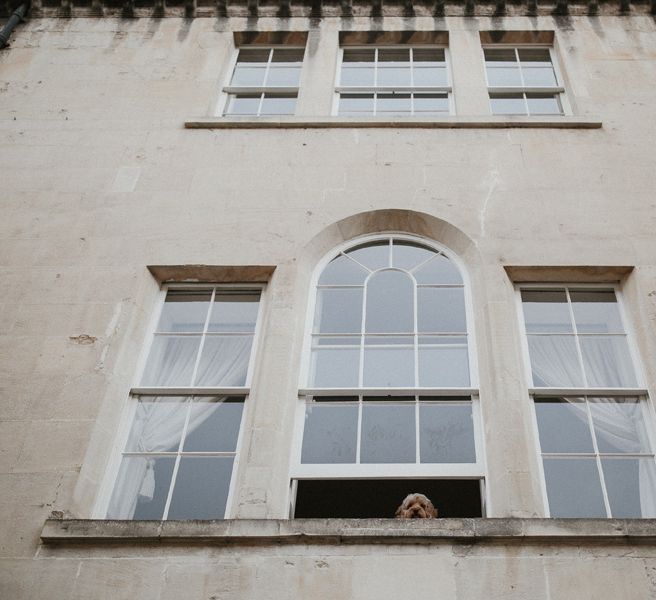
[218,45,306,117]
[483,45,571,116]
[290,234,486,515]
[515,282,656,517]
[94,283,266,519]
[332,46,455,117]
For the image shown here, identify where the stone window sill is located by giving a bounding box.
[41,518,656,546]
[184,116,602,130]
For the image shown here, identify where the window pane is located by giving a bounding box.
[377,68,411,87]
[301,403,358,463]
[376,93,412,114]
[413,93,449,113]
[266,66,302,87]
[107,456,176,519]
[526,93,561,115]
[518,48,552,65]
[310,347,360,387]
[194,335,253,387]
[208,292,260,333]
[260,95,297,116]
[319,254,369,285]
[413,254,462,284]
[413,48,445,63]
[413,61,448,81]
[314,288,363,334]
[417,287,466,333]
[418,346,470,387]
[521,290,573,333]
[340,67,375,87]
[490,93,526,115]
[183,398,244,452]
[125,397,188,453]
[378,48,410,62]
[343,48,375,63]
[527,335,584,387]
[236,48,270,63]
[140,336,200,387]
[225,94,261,116]
[484,48,517,65]
[522,68,558,87]
[157,291,211,333]
[338,93,374,115]
[589,398,650,454]
[535,399,594,453]
[392,241,436,271]
[420,404,476,463]
[231,66,267,87]
[361,404,416,463]
[419,335,467,345]
[570,291,624,334]
[365,335,413,345]
[579,335,638,387]
[363,346,414,387]
[346,241,390,271]
[602,458,656,518]
[313,335,360,346]
[543,457,606,517]
[365,270,414,333]
[271,48,304,64]
[167,456,234,519]
[487,67,523,87]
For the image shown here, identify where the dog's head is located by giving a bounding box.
[395,493,438,519]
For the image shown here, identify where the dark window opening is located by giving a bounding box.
[293,479,483,518]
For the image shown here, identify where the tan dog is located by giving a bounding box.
[395,493,438,519]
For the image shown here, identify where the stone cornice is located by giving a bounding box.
[4,0,655,19]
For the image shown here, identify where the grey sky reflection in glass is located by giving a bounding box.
[309,237,469,389]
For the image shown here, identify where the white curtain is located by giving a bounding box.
[107,398,226,519]
[529,337,656,516]
[194,336,252,387]
[528,335,584,387]
[588,399,656,517]
[140,336,200,387]
[579,336,637,388]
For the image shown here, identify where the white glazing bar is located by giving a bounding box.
[130,387,250,396]
[299,387,477,396]
[585,398,613,518]
[566,287,590,388]
[162,398,193,520]
[190,287,216,386]
[529,387,648,397]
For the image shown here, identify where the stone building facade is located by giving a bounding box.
[2,1,656,597]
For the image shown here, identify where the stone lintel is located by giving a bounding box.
[504,265,634,283]
[147,265,277,284]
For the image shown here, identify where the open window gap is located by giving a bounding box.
[293,478,483,518]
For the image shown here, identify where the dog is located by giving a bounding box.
[395,493,438,519]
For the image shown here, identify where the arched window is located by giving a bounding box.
[292,236,485,519]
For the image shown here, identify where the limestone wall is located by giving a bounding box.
[1,14,656,598]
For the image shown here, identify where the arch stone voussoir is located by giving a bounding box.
[300,209,480,272]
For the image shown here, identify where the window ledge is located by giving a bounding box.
[41,518,656,546]
[185,116,602,130]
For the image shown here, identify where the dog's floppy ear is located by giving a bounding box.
[426,501,438,518]
[395,503,404,518]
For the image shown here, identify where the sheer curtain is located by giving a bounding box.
[528,336,584,387]
[588,399,656,517]
[107,398,226,519]
[194,336,252,387]
[530,339,655,517]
